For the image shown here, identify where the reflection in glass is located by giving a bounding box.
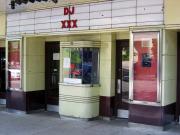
[8,41,21,90]
[63,48,99,84]
[133,32,158,102]
[122,47,129,101]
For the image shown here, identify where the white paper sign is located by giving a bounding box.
[63,58,70,68]
[53,53,60,60]
[64,78,82,84]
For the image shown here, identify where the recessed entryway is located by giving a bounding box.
[45,41,60,112]
[0,47,6,104]
[115,40,129,119]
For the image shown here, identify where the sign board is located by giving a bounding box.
[61,6,78,29]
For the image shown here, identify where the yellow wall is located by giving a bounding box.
[45,34,101,43]
[162,30,177,106]
[165,0,180,25]
[24,37,45,92]
[0,40,5,47]
[0,13,6,36]
[100,33,116,97]
[116,32,129,40]
[59,85,99,118]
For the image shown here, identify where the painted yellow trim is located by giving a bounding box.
[164,0,180,25]
[0,13,6,36]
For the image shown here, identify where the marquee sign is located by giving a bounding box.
[61,6,78,29]
[7,0,164,35]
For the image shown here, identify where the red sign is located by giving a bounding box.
[61,6,78,29]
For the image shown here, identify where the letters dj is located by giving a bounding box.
[61,6,78,28]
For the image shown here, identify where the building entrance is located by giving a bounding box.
[45,42,60,111]
[115,40,129,118]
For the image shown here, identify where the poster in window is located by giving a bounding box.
[142,53,152,67]
[8,41,21,90]
[63,57,70,68]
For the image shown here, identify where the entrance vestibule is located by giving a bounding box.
[0,44,6,103]
[45,41,60,112]
[115,40,130,119]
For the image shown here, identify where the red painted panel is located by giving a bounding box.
[133,32,158,102]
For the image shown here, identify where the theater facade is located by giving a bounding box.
[2,0,180,128]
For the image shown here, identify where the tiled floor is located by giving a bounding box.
[0,106,179,135]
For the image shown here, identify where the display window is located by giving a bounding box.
[62,48,99,84]
[133,32,159,102]
[8,40,21,90]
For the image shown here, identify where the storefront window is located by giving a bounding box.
[8,41,21,90]
[133,32,159,102]
[63,48,99,84]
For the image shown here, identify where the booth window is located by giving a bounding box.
[63,48,99,84]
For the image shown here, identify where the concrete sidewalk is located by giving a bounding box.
[0,107,179,135]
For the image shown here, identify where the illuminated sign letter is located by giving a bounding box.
[64,6,75,15]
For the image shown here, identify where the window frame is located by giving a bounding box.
[62,47,100,85]
[129,30,161,106]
